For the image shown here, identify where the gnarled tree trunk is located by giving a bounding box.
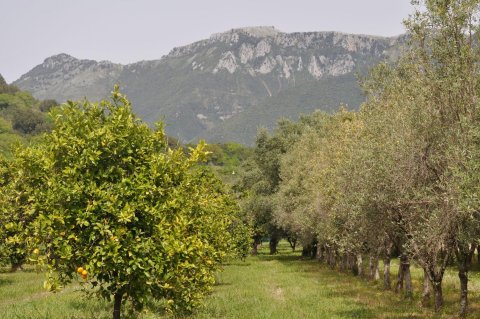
[287,236,297,252]
[383,242,392,290]
[403,259,413,298]
[252,235,262,255]
[459,261,468,317]
[328,247,337,268]
[422,269,431,306]
[395,255,412,298]
[340,253,347,272]
[269,236,279,255]
[395,259,404,293]
[456,242,475,317]
[424,268,446,312]
[432,280,443,311]
[356,254,363,276]
[383,256,391,289]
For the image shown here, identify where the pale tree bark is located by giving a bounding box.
[383,241,393,290]
[458,260,468,317]
[369,256,374,278]
[356,254,363,277]
[373,254,380,281]
[422,268,431,307]
[395,259,404,293]
[369,249,381,281]
[395,255,412,298]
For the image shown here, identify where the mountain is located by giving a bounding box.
[14,26,404,145]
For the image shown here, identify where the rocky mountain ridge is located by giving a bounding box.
[14,27,404,144]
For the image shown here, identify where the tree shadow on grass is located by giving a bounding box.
[213,282,232,287]
[334,308,376,319]
[223,261,251,267]
[258,254,301,263]
[0,276,14,287]
[68,297,172,319]
[255,254,444,318]
[0,265,38,273]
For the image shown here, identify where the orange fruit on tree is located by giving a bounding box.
[77,267,84,274]
[82,270,88,276]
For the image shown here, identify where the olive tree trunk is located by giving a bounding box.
[269,237,279,254]
[287,237,297,252]
[356,254,363,277]
[422,269,431,306]
[395,259,404,293]
[456,243,475,317]
[316,244,324,261]
[403,259,413,298]
[432,280,443,312]
[252,235,262,255]
[395,255,412,298]
[383,243,392,290]
[458,261,468,317]
[425,268,446,312]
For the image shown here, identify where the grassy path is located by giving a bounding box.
[195,253,428,319]
[1,243,480,318]
[195,244,480,319]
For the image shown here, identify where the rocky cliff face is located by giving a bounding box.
[14,27,404,144]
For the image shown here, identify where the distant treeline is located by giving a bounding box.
[0,74,55,156]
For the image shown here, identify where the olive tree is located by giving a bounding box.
[400,0,480,313]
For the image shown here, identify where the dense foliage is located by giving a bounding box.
[0,86,249,318]
[238,0,480,316]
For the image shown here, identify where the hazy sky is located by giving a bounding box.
[0,0,414,83]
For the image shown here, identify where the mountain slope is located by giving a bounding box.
[14,27,404,145]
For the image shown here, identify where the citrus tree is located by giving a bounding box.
[27,86,246,318]
[0,146,46,271]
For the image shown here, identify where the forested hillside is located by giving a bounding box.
[0,74,53,156]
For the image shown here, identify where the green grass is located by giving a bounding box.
[2,242,480,318]
[193,244,471,319]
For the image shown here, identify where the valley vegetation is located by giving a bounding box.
[0,74,54,157]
